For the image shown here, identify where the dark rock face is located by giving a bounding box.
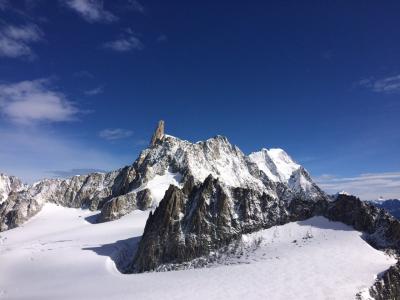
[325,194,400,251]
[130,175,328,273]
[369,199,400,220]
[370,261,400,300]
[98,188,153,223]
[132,185,187,272]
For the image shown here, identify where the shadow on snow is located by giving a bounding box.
[82,236,141,273]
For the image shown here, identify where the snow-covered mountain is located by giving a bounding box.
[1,121,323,231]
[1,121,400,299]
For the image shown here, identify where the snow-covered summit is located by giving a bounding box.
[1,121,325,230]
[248,148,300,183]
[136,134,266,191]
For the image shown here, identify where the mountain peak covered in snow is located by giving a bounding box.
[248,148,300,183]
[1,121,324,230]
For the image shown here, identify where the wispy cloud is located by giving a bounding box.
[0,0,8,10]
[0,78,79,124]
[156,34,167,43]
[127,0,144,14]
[0,127,131,183]
[314,172,400,200]
[84,86,103,96]
[62,0,118,23]
[359,75,400,94]
[0,23,43,59]
[103,28,143,52]
[99,128,133,140]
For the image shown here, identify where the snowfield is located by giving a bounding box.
[0,204,396,300]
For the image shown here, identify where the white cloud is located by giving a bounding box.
[63,0,117,23]
[0,127,132,183]
[127,0,144,13]
[84,86,103,96]
[156,34,167,43]
[99,128,133,140]
[0,0,8,10]
[359,75,400,94]
[0,23,43,59]
[0,78,79,124]
[314,172,400,200]
[103,28,143,52]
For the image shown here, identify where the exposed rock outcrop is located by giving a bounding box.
[130,174,328,273]
[150,120,165,146]
[324,195,400,299]
[129,186,400,299]
[98,189,153,223]
[0,167,137,231]
[369,199,400,220]
[370,261,400,300]
[324,194,400,251]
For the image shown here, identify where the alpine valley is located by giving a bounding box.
[1,121,400,300]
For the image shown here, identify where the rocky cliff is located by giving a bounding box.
[0,167,139,231]
[130,173,328,273]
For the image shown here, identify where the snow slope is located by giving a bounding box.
[134,170,182,203]
[0,204,395,300]
[249,148,300,183]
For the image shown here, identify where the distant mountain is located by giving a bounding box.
[368,199,400,220]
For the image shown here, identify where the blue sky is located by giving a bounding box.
[0,0,399,200]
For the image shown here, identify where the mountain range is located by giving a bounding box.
[1,121,399,299]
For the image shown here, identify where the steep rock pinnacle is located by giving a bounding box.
[150,120,165,146]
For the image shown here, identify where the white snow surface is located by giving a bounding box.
[135,171,182,203]
[0,204,396,300]
[249,148,300,183]
[0,175,9,204]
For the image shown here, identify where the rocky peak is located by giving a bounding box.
[150,120,165,146]
[0,174,25,204]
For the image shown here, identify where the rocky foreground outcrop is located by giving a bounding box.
[130,174,328,273]
[128,186,400,299]
[327,195,400,299]
[0,166,141,231]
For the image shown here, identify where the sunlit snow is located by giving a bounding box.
[0,204,395,300]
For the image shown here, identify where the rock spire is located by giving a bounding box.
[150,120,165,146]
